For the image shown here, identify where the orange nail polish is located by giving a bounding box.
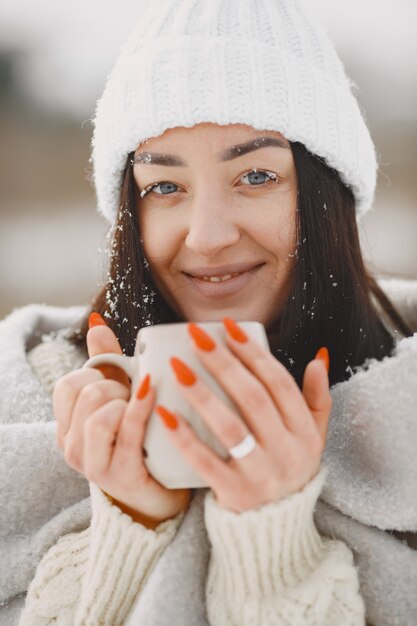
[136,374,151,400]
[88,312,107,329]
[188,323,216,351]
[170,357,196,386]
[156,405,178,430]
[315,347,330,373]
[223,318,248,343]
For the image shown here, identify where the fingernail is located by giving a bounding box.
[88,312,107,329]
[188,323,216,352]
[170,357,196,386]
[223,318,248,343]
[315,347,330,373]
[156,405,178,430]
[136,374,151,400]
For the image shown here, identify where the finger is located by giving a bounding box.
[156,405,235,492]
[186,324,288,441]
[188,321,316,440]
[87,322,131,388]
[222,320,319,438]
[302,359,332,444]
[53,368,104,450]
[109,375,156,475]
[169,357,285,458]
[64,379,131,469]
[83,398,127,482]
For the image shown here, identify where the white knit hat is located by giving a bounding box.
[91,0,377,224]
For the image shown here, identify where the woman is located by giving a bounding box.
[2,1,417,625]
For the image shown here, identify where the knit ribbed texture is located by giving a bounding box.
[19,481,184,626]
[204,468,365,624]
[18,457,365,626]
[27,329,87,397]
[92,0,377,224]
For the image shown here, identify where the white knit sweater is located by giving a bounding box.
[14,317,365,625]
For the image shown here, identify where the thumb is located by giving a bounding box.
[87,312,131,389]
[302,350,332,445]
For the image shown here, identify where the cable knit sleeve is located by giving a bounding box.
[18,481,185,626]
[204,466,365,626]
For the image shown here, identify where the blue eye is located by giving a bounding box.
[140,181,178,198]
[239,169,278,186]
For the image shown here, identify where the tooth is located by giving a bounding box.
[199,272,241,282]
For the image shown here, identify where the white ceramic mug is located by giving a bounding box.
[82,321,269,488]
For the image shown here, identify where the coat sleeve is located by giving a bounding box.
[18,482,185,626]
[204,466,366,625]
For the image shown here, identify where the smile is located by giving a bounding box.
[184,264,264,298]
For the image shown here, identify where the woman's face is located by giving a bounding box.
[132,122,298,327]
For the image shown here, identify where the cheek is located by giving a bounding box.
[255,196,298,260]
[137,207,179,268]
[278,215,298,256]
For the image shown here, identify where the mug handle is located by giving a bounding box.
[82,354,137,381]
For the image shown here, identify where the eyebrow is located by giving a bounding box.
[133,136,290,166]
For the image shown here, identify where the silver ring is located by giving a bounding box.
[228,433,257,459]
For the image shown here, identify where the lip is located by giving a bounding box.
[183,263,264,298]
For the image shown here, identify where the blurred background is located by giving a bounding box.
[1,0,416,320]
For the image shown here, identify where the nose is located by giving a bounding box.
[184,195,241,256]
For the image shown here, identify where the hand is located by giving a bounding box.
[155,318,331,513]
[52,312,191,527]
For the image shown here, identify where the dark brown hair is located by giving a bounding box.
[67,141,411,387]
